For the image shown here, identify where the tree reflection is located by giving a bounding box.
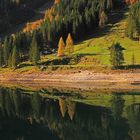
[109,95,131,140]
[0,88,136,140]
[110,95,125,120]
[58,98,67,118]
[67,100,76,120]
[58,98,76,120]
[126,104,140,140]
[31,93,42,117]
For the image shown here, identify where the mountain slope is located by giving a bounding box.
[73,8,140,66]
[0,0,53,39]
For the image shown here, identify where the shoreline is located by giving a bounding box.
[0,70,140,91]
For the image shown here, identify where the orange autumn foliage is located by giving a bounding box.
[45,7,54,20]
[45,6,60,22]
[57,37,65,57]
[55,14,60,21]
[23,19,44,33]
[125,0,138,5]
[54,0,60,4]
[65,33,74,54]
[23,0,61,33]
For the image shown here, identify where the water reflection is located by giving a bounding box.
[0,88,140,140]
[126,104,140,140]
[59,98,76,120]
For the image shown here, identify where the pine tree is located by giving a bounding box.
[132,53,136,66]
[8,53,12,68]
[0,48,2,67]
[32,44,40,65]
[29,35,36,62]
[127,0,140,39]
[11,46,19,68]
[65,33,74,55]
[3,37,10,66]
[0,44,4,67]
[57,37,65,57]
[99,11,108,28]
[109,42,125,69]
[31,93,41,117]
[30,34,40,65]
[107,0,113,9]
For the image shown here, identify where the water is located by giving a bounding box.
[0,87,140,140]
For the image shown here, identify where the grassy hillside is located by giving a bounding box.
[29,8,140,71]
[1,8,140,73]
[32,8,139,70]
[73,9,140,66]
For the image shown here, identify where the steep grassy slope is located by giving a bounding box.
[74,9,140,66]
[37,8,140,70]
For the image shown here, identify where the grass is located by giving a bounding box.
[74,94,140,109]
[31,9,140,71]
[73,10,140,66]
[1,9,140,73]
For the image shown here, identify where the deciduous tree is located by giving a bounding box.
[65,33,74,55]
[57,37,65,57]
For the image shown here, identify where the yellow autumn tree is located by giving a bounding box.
[65,33,74,55]
[59,98,67,118]
[57,37,65,57]
[67,101,76,120]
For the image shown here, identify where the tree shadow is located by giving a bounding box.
[75,53,105,56]
[116,65,140,70]
[18,63,33,69]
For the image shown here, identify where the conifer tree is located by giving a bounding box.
[29,34,36,62]
[107,0,113,9]
[11,46,19,68]
[57,37,65,57]
[127,0,140,39]
[30,34,40,65]
[99,11,108,28]
[0,44,4,67]
[29,36,35,62]
[31,93,41,117]
[65,33,74,55]
[32,44,40,65]
[8,54,12,68]
[132,53,136,66]
[3,37,10,66]
[109,42,125,69]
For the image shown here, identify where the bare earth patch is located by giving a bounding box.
[0,70,140,91]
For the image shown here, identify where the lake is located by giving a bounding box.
[0,87,140,140]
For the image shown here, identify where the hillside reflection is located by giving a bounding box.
[0,88,140,140]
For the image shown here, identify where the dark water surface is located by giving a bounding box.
[0,87,140,140]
